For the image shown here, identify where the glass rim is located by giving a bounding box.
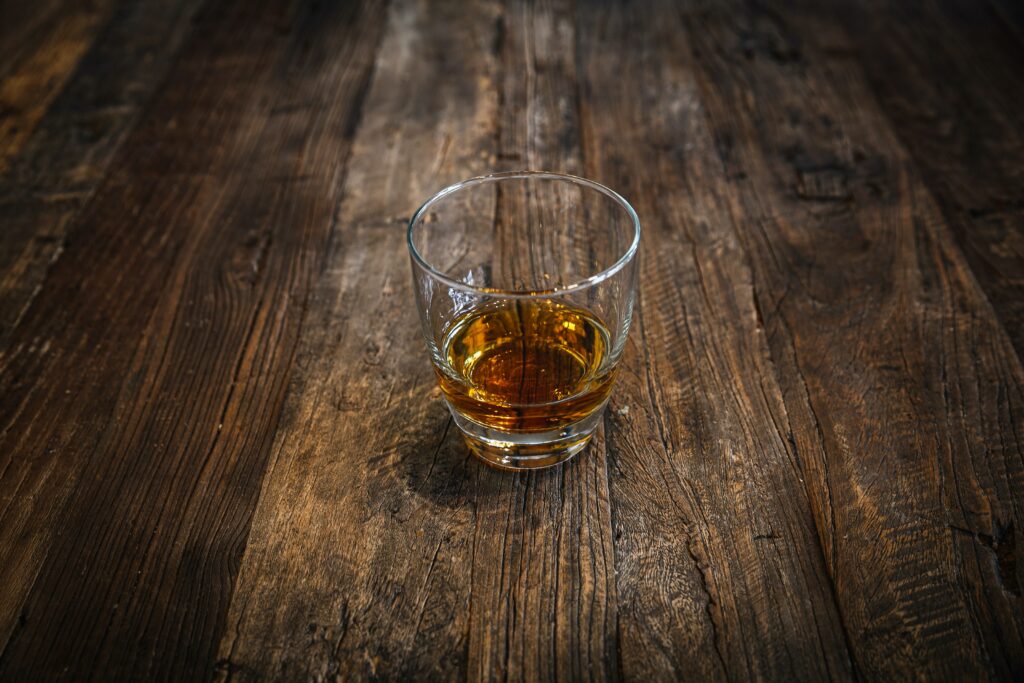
[407,171,641,298]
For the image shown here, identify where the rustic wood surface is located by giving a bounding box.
[0,0,1022,680]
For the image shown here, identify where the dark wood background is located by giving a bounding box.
[1,0,1023,680]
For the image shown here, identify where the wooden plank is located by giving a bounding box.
[574,1,855,680]
[216,0,621,679]
[0,0,387,679]
[471,3,619,679]
[212,0,495,677]
[813,0,1024,355]
[0,0,118,168]
[681,0,1024,677]
[0,0,210,348]
[495,0,581,175]
[0,1,1017,679]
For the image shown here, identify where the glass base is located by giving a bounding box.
[448,401,606,471]
[464,432,593,470]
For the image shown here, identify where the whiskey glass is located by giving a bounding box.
[408,172,640,470]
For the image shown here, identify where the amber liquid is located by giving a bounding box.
[437,300,615,432]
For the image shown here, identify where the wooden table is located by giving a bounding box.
[2,0,1022,679]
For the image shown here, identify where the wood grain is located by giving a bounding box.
[0,0,118,168]
[816,0,1024,356]
[0,0,1022,679]
[214,0,498,675]
[576,1,854,679]
[0,0,209,349]
[217,0,618,679]
[473,3,619,680]
[0,0,385,679]
[683,0,1024,677]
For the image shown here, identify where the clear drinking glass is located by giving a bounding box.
[408,172,640,470]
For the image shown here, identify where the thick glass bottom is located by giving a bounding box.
[448,400,606,471]
[463,432,592,470]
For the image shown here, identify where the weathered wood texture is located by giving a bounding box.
[0,0,1022,680]
[0,0,208,347]
[816,0,1024,355]
[0,0,385,679]
[684,2,1024,678]
[0,0,118,168]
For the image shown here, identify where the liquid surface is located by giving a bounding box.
[437,300,615,432]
